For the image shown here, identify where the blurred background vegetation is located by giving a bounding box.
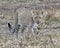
[0,0,60,48]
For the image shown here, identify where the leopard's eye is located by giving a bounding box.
[35,16,38,19]
[39,17,41,19]
[36,12,39,15]
[41,11,43,14]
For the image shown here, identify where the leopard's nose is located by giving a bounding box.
[37,21,39,24]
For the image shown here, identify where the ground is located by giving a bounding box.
[0,0,60,48]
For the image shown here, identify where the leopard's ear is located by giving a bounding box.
[31,10,40,16]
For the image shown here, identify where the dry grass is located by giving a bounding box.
[0,0,60,48]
